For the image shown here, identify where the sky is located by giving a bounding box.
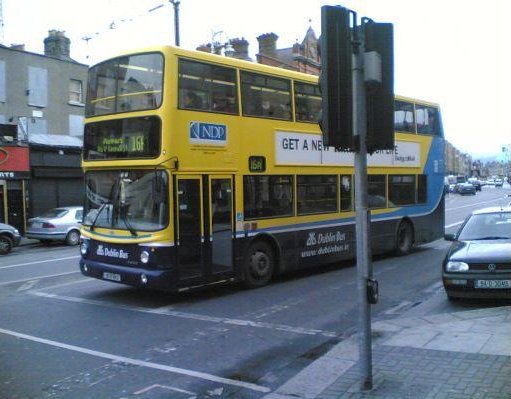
[3,0,511,159]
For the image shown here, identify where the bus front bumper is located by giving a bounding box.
[79,259,176,291]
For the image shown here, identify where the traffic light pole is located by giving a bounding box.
[352,29,373,391]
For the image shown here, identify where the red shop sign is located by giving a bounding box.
[0,147,30,172]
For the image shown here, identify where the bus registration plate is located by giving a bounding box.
[103,272,121,282]
[474,280,511,289]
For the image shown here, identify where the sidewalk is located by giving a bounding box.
[266,306,511,399]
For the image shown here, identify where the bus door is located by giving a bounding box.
[209,176,233,276]
[176,176,204,281]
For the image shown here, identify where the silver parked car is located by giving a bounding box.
[0,222,22,254]
[26,206,83,246]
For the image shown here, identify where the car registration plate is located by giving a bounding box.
[474,280,511,289]
[103,272,121,282]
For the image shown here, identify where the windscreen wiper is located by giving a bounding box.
[90,202,111,232]
[120,207,138,237]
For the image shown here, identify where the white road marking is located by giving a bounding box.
[17,280,38,292]
[0,271,80,286]
[0,256,80,270]
[31,278,93,292]
[0,327,270,393]
[29,291,339,338]
[134,384,197,396]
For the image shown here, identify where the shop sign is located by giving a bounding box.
[0,147,30,172]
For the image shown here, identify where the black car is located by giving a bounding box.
[456,182,476,195]
[443,207,511,299]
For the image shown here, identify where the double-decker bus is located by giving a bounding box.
[80,45,445,291]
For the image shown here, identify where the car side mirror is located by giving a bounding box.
[444,233,456,241]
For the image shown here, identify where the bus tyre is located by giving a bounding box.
[243,241,275,288]
[66,230,80,246]
[395,221,413,256]
[0,235,13,255]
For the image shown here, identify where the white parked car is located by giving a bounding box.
[26,206,83,246]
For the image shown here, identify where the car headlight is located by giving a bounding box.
[13,229,19,235]
[446,261,469,272]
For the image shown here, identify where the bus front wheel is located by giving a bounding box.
[243,241,275,288]
[395,221,413,256]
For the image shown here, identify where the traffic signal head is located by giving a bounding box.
[364,21,394,154]
[319,5,354,151]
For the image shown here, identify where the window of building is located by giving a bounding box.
[368,174,387,209]
[243,175,293,219]
[295,82,321,123]
[389,175,416,206]
[394,100,415,133]
[69,79,83,104]
[340,175,352,211]
[28,66,48,107]
[416,105,439,135]
[178,59,238,114]
[297,175,337,215]
[0,60,5,102]
[418,175,427,203]
[69,115,84,136]
[241,72,292,120]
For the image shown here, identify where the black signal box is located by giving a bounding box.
[319,6,354,151]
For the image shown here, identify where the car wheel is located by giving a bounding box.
[0,235,13,255]
[66,230,80,246]
[395,221,413,256]
[243,241,275,288]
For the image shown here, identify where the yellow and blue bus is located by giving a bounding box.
[79,45,445,291]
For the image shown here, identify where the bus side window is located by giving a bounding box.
[416,105,438,135]
[394,100,415,133]
[241,71,292,121]
[295,82,321,123]
[178,58,237,114]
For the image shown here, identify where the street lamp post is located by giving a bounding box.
[170,0,180,46]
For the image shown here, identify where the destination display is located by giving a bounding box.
[84,116,160,160]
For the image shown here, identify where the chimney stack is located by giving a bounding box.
[257,33,278,59]
[230,38,251,61]
[44,30,71,61]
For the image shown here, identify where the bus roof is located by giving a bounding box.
[93,45,440,108]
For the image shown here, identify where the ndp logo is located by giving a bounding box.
[0,148,9,165]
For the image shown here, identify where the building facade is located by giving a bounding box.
[0,31,87,233]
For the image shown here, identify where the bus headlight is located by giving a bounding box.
[446,261,469,272]
[140,250,150,264]
[80,240,89,256]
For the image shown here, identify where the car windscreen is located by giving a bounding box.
[40,209,69,218]
[458,212,511,240]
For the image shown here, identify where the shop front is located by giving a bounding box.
[0,146,30,234]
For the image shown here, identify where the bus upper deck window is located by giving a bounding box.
[416,105,439,135]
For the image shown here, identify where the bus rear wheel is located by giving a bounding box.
[243,241,275,288]
[395,221,413,256]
